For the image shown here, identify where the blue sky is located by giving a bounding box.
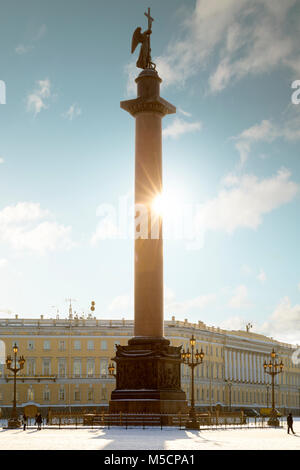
[0,0,300,344]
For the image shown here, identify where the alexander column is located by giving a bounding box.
[110,9,187,414]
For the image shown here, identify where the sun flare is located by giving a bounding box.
[152,191,181,216]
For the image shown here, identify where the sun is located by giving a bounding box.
[152,194,165,215]
[151,190,181,217]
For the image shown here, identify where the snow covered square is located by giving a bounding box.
[0,419,299,451]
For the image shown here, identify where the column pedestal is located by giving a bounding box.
[109,340,187,414]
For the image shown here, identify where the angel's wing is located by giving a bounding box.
[131,27,143,54]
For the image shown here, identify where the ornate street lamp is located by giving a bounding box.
[6,343,25,428]
[108,363,116,377]
[181,335,205,430]
[266,384,270,409]
[263,349,283,427]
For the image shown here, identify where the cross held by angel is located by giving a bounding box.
[131,8,156,70]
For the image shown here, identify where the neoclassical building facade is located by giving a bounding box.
[0,315,299,414]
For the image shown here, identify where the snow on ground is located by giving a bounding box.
[0,419,299,450]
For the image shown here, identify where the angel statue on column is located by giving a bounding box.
[131,8,156,70]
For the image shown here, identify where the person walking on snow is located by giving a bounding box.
[287,413,295,434]
[35,412,43,430]
[22,413,27,431]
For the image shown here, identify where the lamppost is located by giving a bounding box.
[181,335,205,430]
[263,349,283,427]
[6,343,25,428]
[266,384,270,409]
[108,362,116,378]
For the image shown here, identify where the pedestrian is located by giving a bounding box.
[35,412,43,430]
[22,413,27,431]
[287,413,296,435]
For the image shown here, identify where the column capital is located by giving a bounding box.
[120,96,176,117]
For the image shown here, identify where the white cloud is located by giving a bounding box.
[108,287,216,319]
[228,285,250,309]
[233,115,300,165]
[257,269,266,283]
[34,24,47,41]
[0,202,74,254]
[219,315,248,331]
[194,168,299,236]
[0,157,4,164]
[219,296,300,344]
[15,44,33,55]
[108,294,133,313]
[163,117,202,139]
[15,24,47,55]
[26,79,51,116]
[257,297,300,344]
[146,0,299,94]
[62,103,82,121]
[125,61,138,96]
[0,259,7,268]
[178,107,192,118]
[165,292,216,316]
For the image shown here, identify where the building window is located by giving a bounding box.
[27,359,36,376]
[42,359,51,376]
[74,340,81,351]
[59,340,66,351]
[101,340,107,351]
[88,388,94,401]
[0,391,3,401]
[27,387,34,401]
[74,388,80,401]
[58,359,66,378]
[27,340,35,350]
[87,359,95,377]
[59,388,65,401]
[73,359,81,378]
[100,358,108,376]
[101,385,107,400]
[43,340,50,351]
[43,387,50,402]
[87,340,94,351]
